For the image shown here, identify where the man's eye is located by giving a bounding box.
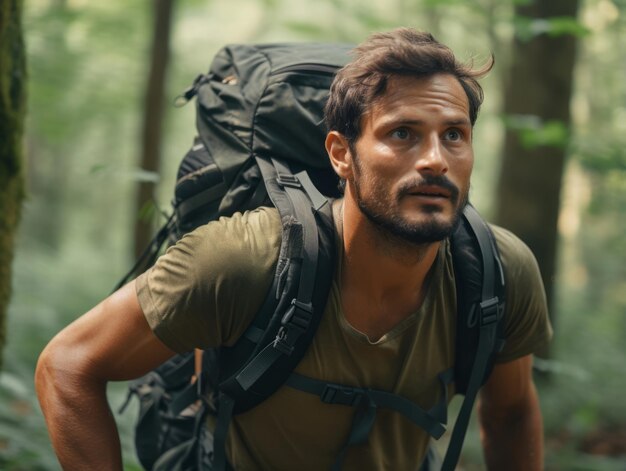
[391,128,411,140]
[444,129,462,141]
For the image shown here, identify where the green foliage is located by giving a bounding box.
[25,3,148,144]
[577,139,626,173]
[513,15,590,41]
[503,114,570,148]
[0,368,58,471]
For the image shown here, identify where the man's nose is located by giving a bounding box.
[415,133,448,175]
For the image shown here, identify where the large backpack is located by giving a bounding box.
[118,42,506,471]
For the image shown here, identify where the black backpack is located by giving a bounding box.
[118,42,506,471]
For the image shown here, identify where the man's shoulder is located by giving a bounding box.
[163,206,283,280]
[488,224,539,274]
[184,206,282,246]
[202,206,281,234]
[486,225,552,362]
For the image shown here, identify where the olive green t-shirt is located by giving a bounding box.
[136,206,552,470]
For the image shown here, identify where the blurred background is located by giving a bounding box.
[0,0,625,469]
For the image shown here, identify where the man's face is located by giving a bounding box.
[348,73,474,245]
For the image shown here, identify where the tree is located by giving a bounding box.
[0,0,27,368]
[134,0,174,262]
[495,0,582,345]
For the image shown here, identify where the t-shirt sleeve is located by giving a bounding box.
[135,207,282,353]
[491,225,553,363]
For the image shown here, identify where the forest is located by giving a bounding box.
[1,0,625,469]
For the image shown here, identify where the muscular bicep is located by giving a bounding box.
[39,280,176,383]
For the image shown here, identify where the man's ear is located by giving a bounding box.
[325,131,353,180]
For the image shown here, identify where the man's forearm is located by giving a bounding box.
[36,355,123,470]
[479,383,544,470]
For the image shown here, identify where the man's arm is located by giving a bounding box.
[478,354,544,470]
[35,280,177,470]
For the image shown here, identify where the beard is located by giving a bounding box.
[351,167,468,246]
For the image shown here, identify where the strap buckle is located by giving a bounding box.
[281,298,313,328]
[479,297,501,325]
[276,173,301,189]
[272,300,314,356]
[321,384,363,407]
[272,327,293,355]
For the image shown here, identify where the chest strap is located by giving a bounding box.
[286,369,454,470]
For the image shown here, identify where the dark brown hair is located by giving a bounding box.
[325,28,494,147]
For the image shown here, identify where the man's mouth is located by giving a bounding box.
[398,176,460,204]
[408,185,452,199]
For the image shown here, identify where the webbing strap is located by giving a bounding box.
[287,370,454,468]
[441,205,502,471]
[286,372,450,438]
[176,180,228,222]
[169,381,198,416]
[213,393,235,471]
[462,205,502,303]
[159,353,195,385]
[428,368,454,422]
[233,158,322,392]
[331,394,377,471]
[271,158,320,305]
[441,321,497,470]
[295,169,329,212]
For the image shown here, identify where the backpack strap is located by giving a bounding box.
[212,156,336,471]
[441,204,505,471]
[286,369,454,470]
[211,201,503,470]
[231,157,322,389]
[280,206,505,470]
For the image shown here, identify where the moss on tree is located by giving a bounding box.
[0,0,27,368]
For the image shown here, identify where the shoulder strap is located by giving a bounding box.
[441,204,506,471]
[211,156,336,471]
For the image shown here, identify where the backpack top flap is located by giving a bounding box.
[194,43,353,193]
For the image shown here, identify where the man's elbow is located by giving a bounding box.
[36,340,69,411]
[35,336,102,413]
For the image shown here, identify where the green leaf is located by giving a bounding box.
[577,143,626,173]
[89,163,109,175]
[138,200,158,223]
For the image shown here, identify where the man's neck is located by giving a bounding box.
[334,198,441,341]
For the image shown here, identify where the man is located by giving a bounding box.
[36,28,551,470]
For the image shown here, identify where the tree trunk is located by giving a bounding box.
[134,0,174,262]
[0,0,27,369]
[495,0,580,352]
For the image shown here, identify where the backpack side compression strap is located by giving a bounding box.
[441,205,503,471]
